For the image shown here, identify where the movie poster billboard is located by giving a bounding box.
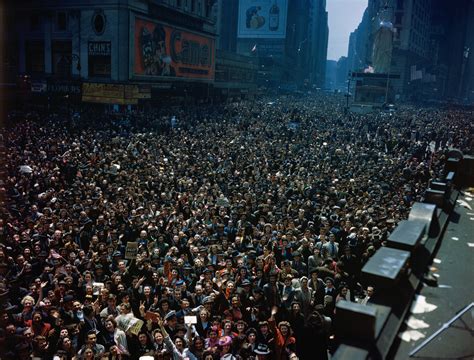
[134,17,215,80]
[237,0,288,38]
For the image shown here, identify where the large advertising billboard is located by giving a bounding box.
[134,17,215,80]
[237,0,288,38]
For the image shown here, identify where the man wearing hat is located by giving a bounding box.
[324,277,337,299]
[279,260,298,282]
[254,343,272,359]
[59,294,77,326]
[263,273,283,309]
[237,279,253,309]
[291,251,307,277]
[163,310,178,338]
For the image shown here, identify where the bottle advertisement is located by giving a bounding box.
[238,0,288,38]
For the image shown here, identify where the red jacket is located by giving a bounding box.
[269,318,296,360]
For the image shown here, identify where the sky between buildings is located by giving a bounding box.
[326,0,368,61]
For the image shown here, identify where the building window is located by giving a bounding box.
[88,41,111,78]
[25,40,44,73]
[52,40,72,77]
[395,14,402,25]
[92,10,106,35]
[56,12,68,31]
[30,14,40,31]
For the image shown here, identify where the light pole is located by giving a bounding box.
[68,54,81,76]
[458,46,470,100]
[297,38,307,86]
[345,73,351,112]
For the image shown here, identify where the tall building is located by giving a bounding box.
[363,0,474,102]
[224,0,328,88]
[347,8,370,73]
[325,59,337,89]
[430,0,474,102]
[336,56,348,88]
[308,0,329,87]
[216,0,238,52]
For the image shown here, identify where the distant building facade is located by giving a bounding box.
[358,0,474,103]
[6,0,219,106]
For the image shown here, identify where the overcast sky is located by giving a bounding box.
[326,0,368,61]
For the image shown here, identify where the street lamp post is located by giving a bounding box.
[345,74,351,113]
[70,54,81,74]
[458,46,470,100]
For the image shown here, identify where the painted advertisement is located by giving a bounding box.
[134,17,215,80]
[237,0,288,38]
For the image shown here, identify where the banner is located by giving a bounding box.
[125,242,138,259]
[82,83,150,104]
[237,0,288,39]
[134,17,215,80]
[88,41,111,56]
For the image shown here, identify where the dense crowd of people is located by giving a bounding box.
[0,94,472,360]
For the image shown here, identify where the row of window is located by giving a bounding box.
[30,12,68,32]
[164,0,210,17]
[25,40,111,78]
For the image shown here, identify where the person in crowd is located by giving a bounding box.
[1,93,471,360]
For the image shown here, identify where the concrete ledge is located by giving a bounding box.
[332,173,459,359]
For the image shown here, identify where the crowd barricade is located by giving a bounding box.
[332,152,465,360]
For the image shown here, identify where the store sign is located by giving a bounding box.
[82,83,149,104]
[88,41,111,56]
[237,0,288,39]
[88,41,111,77]
[48,81,82,95]
[31,81,47,93]
[134,17,215,80]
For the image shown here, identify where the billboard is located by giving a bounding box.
[82,83,150,104]
[134,17,215,80]
[237,0,288,38]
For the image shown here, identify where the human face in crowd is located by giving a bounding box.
[139,333,148,345]
[2,93,472,360]
[248,332,256,343]
[83,348,94,359]
[200,309,209,322]
[105,320,115,332]
[62,337,72,349]
[175,337,184,350]
[154,331,164,343]
[87,333,97,346]
[209,329,218,339]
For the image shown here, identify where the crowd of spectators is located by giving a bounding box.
[0,94,472,360]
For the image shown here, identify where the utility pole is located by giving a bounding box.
[458,47,470,100]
